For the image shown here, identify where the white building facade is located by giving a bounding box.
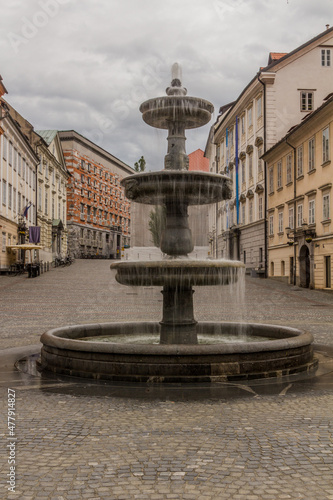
[209,27,333,276]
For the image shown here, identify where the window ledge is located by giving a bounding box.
[308,168,316,175]
[322,160,331,168]
[268,192,274,196]
[286,181,293,187]
[277,187,283,192]
[321,219,331,226]
[297,175,304,181]
[278,232,284,236]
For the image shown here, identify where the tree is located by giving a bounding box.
[149,205,166,248]
[134,156,146,172]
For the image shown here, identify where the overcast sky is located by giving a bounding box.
[0,0,332,172]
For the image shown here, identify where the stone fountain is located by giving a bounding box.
[40,64,317,383]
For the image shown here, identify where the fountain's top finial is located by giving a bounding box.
[166,62,187,96]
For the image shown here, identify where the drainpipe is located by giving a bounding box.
[285,139,297,286]
[257,73,267,278]
[35,142,43,227]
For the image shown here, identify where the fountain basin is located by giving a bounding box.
[39,322,317,383]
[111,259,244,287]
[140,96,214,129]
[122,170,232,205]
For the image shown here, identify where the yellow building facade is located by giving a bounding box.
[263,95,333,290]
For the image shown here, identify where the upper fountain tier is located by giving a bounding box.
[139,63,214,171]
[140,62,213,132]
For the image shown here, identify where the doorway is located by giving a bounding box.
[325,256,331,288]
[299,245,310,288]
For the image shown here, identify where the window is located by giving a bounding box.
[297,145,303,177]
[257,96,262,118]
[321,49,331,67]
[2,232,6,251]
[258,147,263,174]
[269,215,274,235]
[2,180,6,205]
[45,189,48,215]
[9,142,13,165]
[278,211,283,233]
[269,167,274,193]
[286,154,292,184]
[323,126,330,163]
[18,192,21,214]
[81,160,85,170]
[297,204,303,227]
[277,161,282,188]
[249,154,253,179]
[309,199,315,225]
[38,186,42,211]
[8,184,12,209]
[14,149,17,171]
[258,196,263,219]
[13,188,16,213]
[18,154,21,176]
[308,137,315,171]
[52,197,55,219]
[323,193,330,220]
[242,204,245,224]
[248,107,253,127]
[241,115,245,135]
[2,136,7,160]
[241,160,245,183]
[228,128,233,147]
[289,206,294,229]
[300,91,313,111]
[249,200,253,222]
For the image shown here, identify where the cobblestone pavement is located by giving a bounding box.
[0,260,333,499]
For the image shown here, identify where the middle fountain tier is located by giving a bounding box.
[111,63,243,345]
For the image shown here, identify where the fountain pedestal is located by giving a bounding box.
[160,285,197,344]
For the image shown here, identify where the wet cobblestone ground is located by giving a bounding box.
[0,260,333,499]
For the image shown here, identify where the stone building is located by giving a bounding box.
[208,26,333,275]
[0,78,39,271]
[59,130,133,259]
[35,130,69,260]
[262,94,333,290]
[3,100,70,264]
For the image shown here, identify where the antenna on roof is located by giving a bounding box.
[326,24,330,30]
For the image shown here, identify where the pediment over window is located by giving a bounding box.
[239,193,246,202]
[239,151,246,160]
[255,183,264,193]
[246,144,253,154]
[255,136,264,147]
[246,189,254,199]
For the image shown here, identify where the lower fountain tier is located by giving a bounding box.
[139,96,214,129]
[111,259,244,287]
[121,170,232,205]
[39,322,317,383]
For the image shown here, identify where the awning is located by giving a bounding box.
[7,244,43,250]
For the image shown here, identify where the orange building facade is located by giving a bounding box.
[59,130,133,259]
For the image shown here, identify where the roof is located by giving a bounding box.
[0,75,8,97]
[263,25,333,72]
[188,149,210,172]
[267,52,288,65]
[36,130,58,145]
[215,26,333,135]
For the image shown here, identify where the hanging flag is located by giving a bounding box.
[235,116,239,225]
[29,226,40,244]
[22,202,32,218]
